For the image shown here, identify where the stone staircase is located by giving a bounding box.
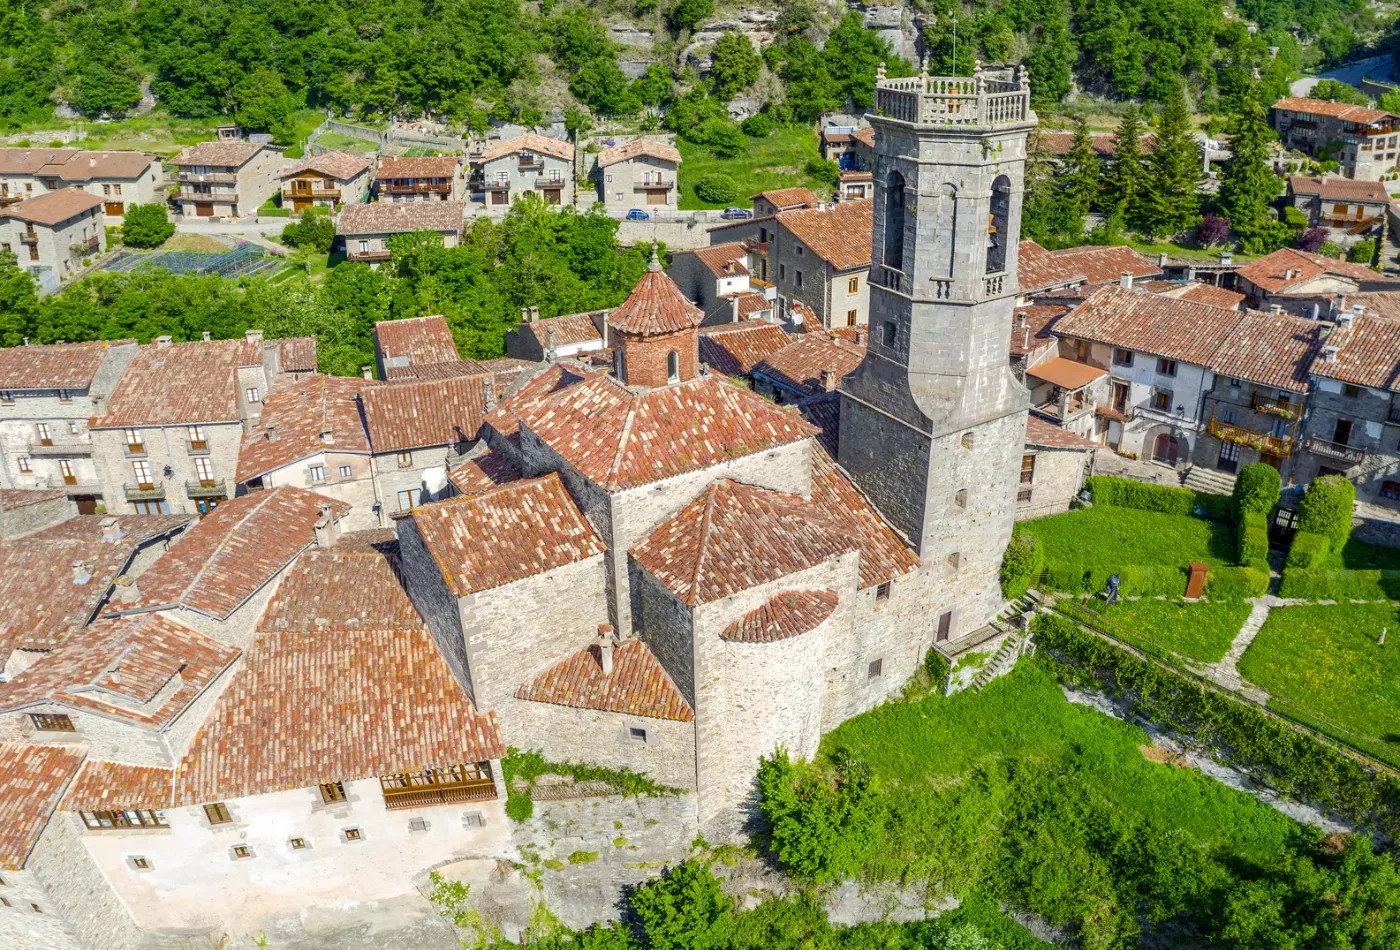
[1181,465,1237,496]
[990,590,1042,633]
[972,633,1032,691]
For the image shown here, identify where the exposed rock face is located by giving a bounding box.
[861,4,924,64]
[681,9,781,70]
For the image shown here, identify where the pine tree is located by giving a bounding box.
[1107,105,1147,230]
[1218,88,1284,250]
[1143,86,1205,239]
[1063,114,1101,220]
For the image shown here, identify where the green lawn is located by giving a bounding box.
[4,109,325,159]
[1020,506,1237,571]
[1332,538,1400,570]
[314,131,381,155]
[1239,603,1400,764]
[1075,598,1251,664]
[677,125,829,210]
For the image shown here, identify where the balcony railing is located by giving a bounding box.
[124,483,165,501]
[187,439,209,456]
[287,187,341,199]
[82,235,100,252]
[379,182,451,195]
[19,231,37,245]
[1388,401,1400,425]
[1304,435,1366,466]
[1132,405,1201,430]
[0,193,22,206]
[379,763,496,811]
[517,159,545,172]
[42,474,99,493]
[178,171,237,183]
[177,189,237,202]
[634,179,674,191]
[873,67,1031,127]
[536,176,566,189]
[484,180,510,191]
[185,479,226,498]
[347,249,393,263]
[1251,393,1301,419]
[28,440,92,457]
[1207,418,1295,457]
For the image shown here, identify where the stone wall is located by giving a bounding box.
[5,702,168,767]
[373,446,464,520]
[396,517,472,701]
[29,808,141,950]
[1015,445,1091,521]
[595,154,679,215]
[257,451,378,529]
[1294,377,1400,503]
[504,700,696,791]
[0,493,74,537]
[90,420,243,517]
[0,863,86,950]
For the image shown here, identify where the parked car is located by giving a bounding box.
[626,208,650,220]
[721,207,754,220]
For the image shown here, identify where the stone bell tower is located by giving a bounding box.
[838,62,1036,633]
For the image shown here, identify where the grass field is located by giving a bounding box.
[314,131,381,155]
[1019,506,1237,571]
[5,110,325,159]
[677,125,828,210]
[1239,603,1400,762]
[159,233,231,253]
[1331,538,1400,570]
[1080,598,1251,664]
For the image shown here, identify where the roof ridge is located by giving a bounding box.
[173,490,279,606]
[687,484,725,606]
[607,398,639,489]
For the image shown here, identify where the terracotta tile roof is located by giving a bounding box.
[1234,248,1400,295]
[1026,415,1098,450]
[330,528,399,555]
[373,315,462,379]
[1177,283,1246,309]
[412,474,604,595]
[520,310,605,350]
[0,488,67,510]
[374,156,460,180]
[752,187,819,209]
[810,446,919,588]
[1288,175,1388,204]
[1209,312,1320,392]
[1025,356,1106,390]
[721,588,838,643]
[516,373,818,491]
[517,638,693,721]
[173,141,266,168]
[851,128,875,148]
[0,147,79,173]
[28,514,190,543]
[337,201,466,237]
[699,320,791,375]
[1272,96,1393,124]
[90,340,247,428]
[1313,313,1400,390]
[777,200,873,271]
[236,376,376,482]
[362,374,486,453]
[1010,305,1068,357]
[1018,241,1161,294]
[119,487,350,620]
[0,614,238,728]
[608,266,705,336]
[6,189,103,226]
[1036,131,1122,158]
[479,133,574,163]
[690,242,750,278]
[447,451,521,497]
[484,362,595,440]
[1054,286,1245,366]
[0,537,149,655]
[63,760,171,811]
[733,292,773,319]
[597,138,682,167]
[631,479,854,606]
[798,394,840,455]
[0,743,84,870]
[279,150,370,181]
[278,336,317,373]
[0,148,154,181]
[1344,292,1400,319]
[258,548,421,633]
[753,332,865,395]
[175,625,503,805]
[0,339,129,391]
[405,359,492,382]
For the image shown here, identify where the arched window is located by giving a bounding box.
[883,171,906,269]
[986,175,1011,274]
[881,321,897,348]
[666,350,679,383]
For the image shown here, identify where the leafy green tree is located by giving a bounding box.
[1218,90,1283,250]
[1348,237,1376,264]
[695,173,738,204]
[1310,79,1370,105]
[235,67,298,145]
[629,860,731,950]
[1142,87,1205,239]
[709,32,759,101]
[632,63,672,107]
[282,208,336,253]
[1063,114,1101,219]
[779,38,840,123]
[823,11,910,110]
[740,113,772,137]
[1107,105,1148,228]
[121,205,176,249]
[667,0,712,33]
[0,250,40,346]
[1021,5,1077,105]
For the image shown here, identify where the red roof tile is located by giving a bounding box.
[6,189,104,226]
[278,336,318,373]
[517,638,692,721]
[851,128,875,148]
[173,141,265,168]
[280,150,370,181]
[699,320,791,376]
[519,310,606,350]
[1288,175,1389,204]
[236,375,376,482]
[0,743,84,870]
[1209,313,1320,392]
[1273,97,1393,124]
[1314,313,1400,390]
[597,138,681,167]
[798,394,840,455]
[1053,286,1245,366]
[90,340,247,428]
[1018,241,1161,293]
[259,549,421,632]
[447,451,522,497]
[64,760,172,811]
[479,133,574,163]
[1026,415,1098,450]
[752,187,819,209]
[362,375,486,453]
[374,156,459,180]
[0,340,131,391]
[373,315,463,379]
[337,201,465,238]
[1177,283,1246,309]
[777,200,873,271]
[0,488,67,510]
[27,514,190,543]
[608,263,705,336]
[1010,305,1069,357]
[1233,248,1400,296]
[483,363,596,440]
[690,242,751,278]
[810,446,919,588]
[1025,356,1106,390]
[720,588,838,642]
[0,537,151,655]
[1342,292,1400,320]
[753,332,866,395]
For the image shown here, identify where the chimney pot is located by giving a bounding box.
[99,516,123,542]
[854,329,865,345]
[1119,271,1133,290]
[821,369,838,392]
[202,330,211,342]
[320,427,334,445]
[530,306,540,322]
[155,335,172,348]
[265,423,278,442]
[596,624,615,675]
[1220,250,1232,265]
[1325,344,1340,362]
[361,365,373,380]
[313,505,340,548]
[244,329,264,345]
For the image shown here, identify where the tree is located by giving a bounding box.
[1348,238,1376,264]
[121,205,176,248]
[667,0,712,33]
[1142,87,1205,239]
[629,861,731,950]
[1197,212,1230,246]
[0,250,40,346]
[282,209,336,253]
[1310,79,1370,105]
[1218,89,1283,250]
[779,39,841,123]
[235,67,298,146]
[1296,227,1328,252]
[1063,114,1101,219]
[823,11,909,111]
[694,173,738,204]
[1107,105,1148,229]
[708,32,759,101]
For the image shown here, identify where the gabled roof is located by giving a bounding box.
[630,480,854,606]
[279,150,371,181]
[5,189,104,226]
[689,242,750,279]
[1288,175,1388,204]
[776,200,874,271]
[752,187,819,210]
[0,148,154,181]
[173,141,265,168]
[1018,241,1161,294]
[1233,247,1400,295]
[479,133,574,163]
[115,487,349,620]
[447,450,522,497]
[0,743,84,870]
[809,446,919,589]
[515,373,818,492]
[1341,292,1400,320]
[361,374,486,453]
[1177,283,1246,309]
[597,138,682,167]
[27,514,190,544]
[1209,312,1320,393]
[374,156,459,180]
[278,336,318,373]
[1026,415,1098,450]
[1313,313,1400,391]
[63,760,172,812]
[1053,286,1245,366]
[753,332,866,396]
[518,310,606,350]
[0,488,68,511]
[0,339,129,391]
[517,638,693,721]
[721,588,838,643]
[411,474,604,596]
[1010,305,1068,357]
[483,362,596,441]
[373,315,462,379]
[90,340,246,429]
[1272,96,1393,124]
[608,264,705,336]
[699,320,791,376]
[257,548,423,633]
[851,127,875,148]
[235,375,376,482]
[337,201,466,237]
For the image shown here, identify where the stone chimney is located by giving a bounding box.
[115,575,139,604]
[99,516,123,543]
[1158,252,1168,267]
[854,329,865,345]
[731,295,742,322]
[362,365,373,380]
[600,310,610,347]
[313,504,340,549]
[1219,250,1232,265]
[545,324,558,362]
[596,624,615,675]
[821,369,838,392]
[1324,344,1341,362]
[483,377,496,411]
[71,560,90,586]
[530,306,540,322]
[244,329,264,345]
[201,330,211,342]
[154,335,173,348]
[1119,271,1133,290]
[265,423,278,442]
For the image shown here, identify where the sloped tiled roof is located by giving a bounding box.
[0,488,68,510]
[374,156,459,180]
[733,292,774,319]
[90,340,246,429]
[279,150,371,181]
[1177,283,1246,309]
[699,320,791,375]
[483,362,596,441]
[1272,96,1393,124]
[1313,313,1400,390]
[1209,313,1320,393]
[515,373,818,491]
[236,375,376,482]
[257,548,422,633]
[0,614,238,729]
[1026,415,1098,450]
[809,446,919,589]
[1026,356,1106,390]
[362,375,486,453]
[6,189,104,226]
[777,200,874,271]
[720,588,838,643]
[850,127,875,148]
[0,339,129,391]
[0,148,153,181]
[597,138,682,167]
[0,538,147,655]
[479,133,574,163]
[631,480,854,606]
[411,474,604,595]
[118,487,350,620]
[752,187,819,209]
[608,265,705,336]
[278,336,318,373]
[1288,175,1388,204]
[519,310,605,350]
[173,141,265,167]
[1010,305,1068,357]
[373,315,461,379]
[27,514,190,543]
[1234,247,1400,295]
[516,638,693,721]
[0,743,84,870]
[690,242,750,278]
[798,394,840,455]
[753,332,866,395]
[447,451,522,497]
[1053,286,1245,366]
[1340,292,1400,320]
[63,760,172,811]
[337,201,465,237]
[1018,241,1161,294]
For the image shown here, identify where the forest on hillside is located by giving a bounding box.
[0,0,1387,134]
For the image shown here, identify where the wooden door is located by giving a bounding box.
[1153,433,1179,465]
[936,611,952,643]
[195,202,214,217]
[104,202,124,216]
[75,496,97,516]
[292,198,311,212]
[647,191,665,205]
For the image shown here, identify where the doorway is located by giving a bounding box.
[1333,418,1353,446]
[936,610,953,643]
[104,202,124,216]
[1153,433,1180,466]
[75,496,97,516]
[1217,440,1240,473]
[195,202,214,217]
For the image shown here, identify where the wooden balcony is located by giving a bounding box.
[379,182,451,195]
[177,188,237,202]
[82,235,100,252]
[287,187,341,199]
[1251,393,1301,419]
[19,231,37,245]
[179,171,237,184]
[347,248,393,263]
[0,193,23,206]
[379,762,496,810]
[1304,435,1366,466]
[1207,418,1295,457]
[634,179,674,191]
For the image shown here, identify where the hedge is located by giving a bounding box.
[1284,531,1330,570]
[1032,612,1400,840]
[1044,561,1187,597]
[1232,462,1281,520]
[1236,510,1269,566]
[1277,568,1400,600]
[1297,475,1356,554]
[1083,475,1231,521]
[1000,531,1043,599]
[1203,565,1270,600]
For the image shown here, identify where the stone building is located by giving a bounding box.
[1232,247,1400,315]
[337,201,465,266]
[172,141,285,219]
[0,190,107,283]
[666,241,773,325]
[1271,97,1400,181]
[0,339,138,514]
[371,313,474,380]
[1018,417,1095,520]
[505,308,610,362]
[594,138,682,214]
[373,156,461,203]
[0,487,74,538]
[277,150,371,212]
[751,330,866,404]
[750,187,819,217]
[697,319,790,379]
[473,133,575,211]
[361,374,487,516]
[1285,175,1389,232]
[1016,240,1162,300]
[0,148,162,220]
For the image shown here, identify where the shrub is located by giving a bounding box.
[1277,568,1400,600]
[1232,463,1280,520]
[120,203,175,248]
[698,117,743,158]
[505,790,533,822]
[695,172,739,204]
[804,157,840,186]
[740,113,772,137]
[1084,475,1231,521]
[923,647,950,685]
[1296,226,1328,252]
[630,859,731,950]
[1204,565,1269,599]
[1297,475,1356,554]
[1282,205,1309,229]
[999,532,1043,598]
[1285,531,1331,569]
[1348,238,1377,264]
[1237,511,1270,566]
[1044,559,1090,593]
[1119,564,1189,597]
[282,208,336,253]
[1196,212,1230,246]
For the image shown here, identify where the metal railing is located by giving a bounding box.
[1304,435,1365,465]
[1207,418,1295,457]
[178,171,237,184]
[124,483,165,501]
[1251,393,1300,418]
[379,181,452,194]
[19,231,37,245]
[634,179,674,191]
[185,479,226,498]
[347,249,392,262]
[177,189,238,202]
[1132,405,1201,430]
[28,440,92,457]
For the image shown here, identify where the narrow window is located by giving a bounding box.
[204,802,232,825]
[245,387,260,404]
[319,781,347,804]
[875,581,891,602]
[1153,390,1173,411]
[881,321,897,347]
[847,309,857,326]
[0,391,13,404]
[1113,348,1134,367]
[962,432,975,451]
[1156,357,1177,377]
[231,845,252,859]
[867,658,883,679]
[289,837,308,850]
[779,263,786,281]
[666,351,679,383]
[847,276,859,294]
[1230,378,1242,388]
[131,856,151,870]
[338,465,351,478]
[1021,454,1035,484]
[986,175,1011,273]
[308,464,326,483]
[35,422,51,444]
[343,827,362,841]
[883,171,906,268]
[124,428,143,452]
[194,457,215,485]
[1382,481,1400,501]
[131,460,153,488]
[1344,384,1361,398]
[629,727,648,744]
[1017,487,1033,503]
[955,488,968,509]
[16,456,30,473]
[30,713,74,732]
[396,451,412,468]
[30,903,41,913]
[67,421,78,435]
[795,269,803,289]
[56,389,71,403]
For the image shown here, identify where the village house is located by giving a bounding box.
[1285,175,1389,235]
[1271,96,1400,181]
[171,141,285,219]
[698,319,792,378]
[751,330,866,404]
[1023,352,1111,445]
[666,241,774,325]
[0,190,107,282]
[473,133,575,211]
[373,155,461,203]
[750,187,819,217]
[1009,303,1069,379]
[504,307,610,362]
[594,138,682,214]
[371,313,475,381]
[1016,240,1162,300]
[337,201,465,266]
[360,374,487,516]
[0,148,162,220]
[277,150,372,212]
[1231,247,1400,315]
[1018,417,1097,520]
[0,340,138,514]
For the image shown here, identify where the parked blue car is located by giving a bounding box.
[626,208,650,220]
